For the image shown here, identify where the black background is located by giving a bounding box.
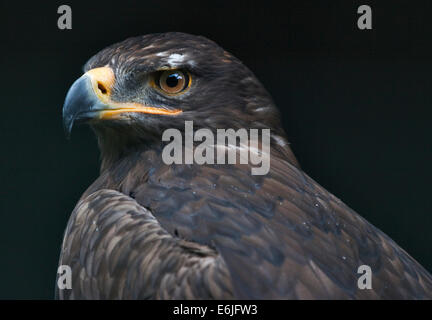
[0,0,431,299]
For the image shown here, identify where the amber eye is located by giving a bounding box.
[157,70,190,94]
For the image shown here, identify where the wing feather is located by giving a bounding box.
[56,189,233,299]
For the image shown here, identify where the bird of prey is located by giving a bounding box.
[58,32,432,299]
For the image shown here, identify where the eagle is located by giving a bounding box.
[58,32,432,299]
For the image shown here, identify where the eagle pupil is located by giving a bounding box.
[166,73,180,87]
[158,70,189,94]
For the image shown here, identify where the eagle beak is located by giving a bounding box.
[62,66,182,137]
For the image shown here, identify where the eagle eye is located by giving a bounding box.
[153,70,191,95]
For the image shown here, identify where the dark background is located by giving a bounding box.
[0,0,431,299]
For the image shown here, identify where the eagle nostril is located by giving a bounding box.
[97,82,108,94]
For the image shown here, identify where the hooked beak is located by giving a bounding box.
[62,67,182,137]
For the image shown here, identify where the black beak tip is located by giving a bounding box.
[62,75,96,139]
[63,115,73,140]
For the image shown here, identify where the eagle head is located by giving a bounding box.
[62,32,289,168]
